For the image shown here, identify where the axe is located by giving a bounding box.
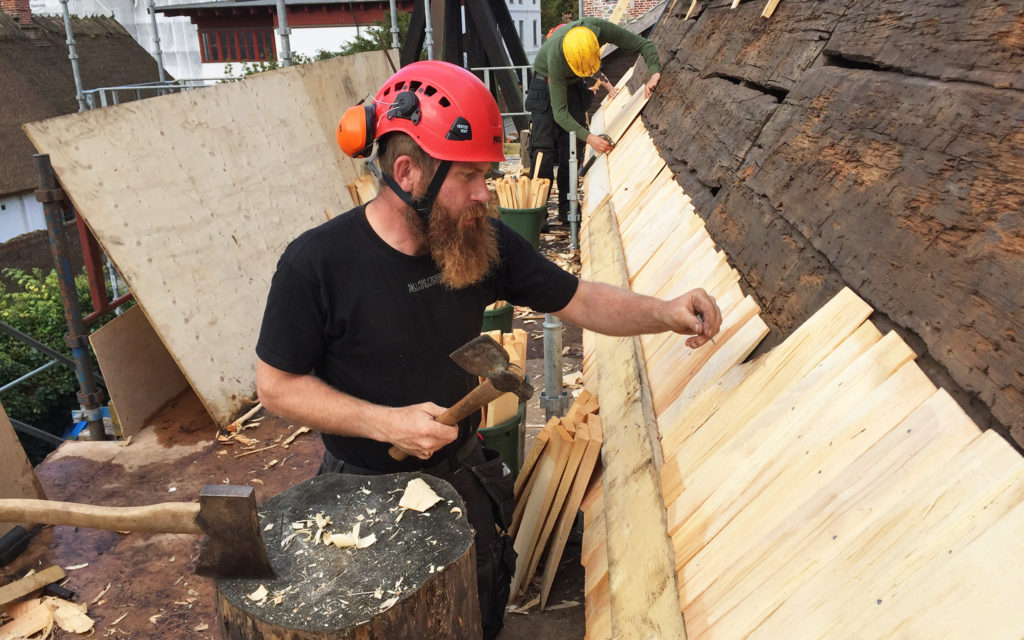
[389,334,533,461]
[0,485,273,579]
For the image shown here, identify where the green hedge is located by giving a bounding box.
[0,267,104,423]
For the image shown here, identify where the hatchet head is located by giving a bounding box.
[450,335,533,401]
[194,485,274,579]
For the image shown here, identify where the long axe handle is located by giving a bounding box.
[0,499,204,535]
[388,378,508,461]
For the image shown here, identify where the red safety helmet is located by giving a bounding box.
[336,60,504,163]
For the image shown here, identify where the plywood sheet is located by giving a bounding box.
[0,401,46,535]
[88,305,190,437]
[23,50,397,426]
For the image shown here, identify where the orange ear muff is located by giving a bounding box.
[336,102,376,158]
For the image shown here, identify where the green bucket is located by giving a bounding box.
[481,302,513,333]
[479,399,526,478]
[498,206,546,248]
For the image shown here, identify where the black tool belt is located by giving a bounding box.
[319,435,482,479]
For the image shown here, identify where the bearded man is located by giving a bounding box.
[256,61,720,639]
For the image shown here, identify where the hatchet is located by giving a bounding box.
[0,485,273,578]
[389,334,533,461]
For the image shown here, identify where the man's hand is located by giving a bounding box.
[644,72,661,99]
[383,402,459,460]
[587,133,614,154]
[665,288,722,348]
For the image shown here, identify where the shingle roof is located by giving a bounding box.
[0,13,168,196]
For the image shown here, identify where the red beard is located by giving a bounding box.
[403,199,499,290]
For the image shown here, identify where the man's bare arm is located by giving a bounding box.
[555,280,722,348]
[256,358,457,459]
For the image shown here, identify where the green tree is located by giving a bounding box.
[541,0,577,35]
[0,268,105,423]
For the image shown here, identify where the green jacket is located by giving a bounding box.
[533,17,662,141]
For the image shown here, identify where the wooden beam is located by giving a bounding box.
[0,566,66,607]
[586,197,687,638]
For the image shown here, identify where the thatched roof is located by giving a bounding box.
[0,12,167,196]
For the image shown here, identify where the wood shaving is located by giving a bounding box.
[264,459,279,469]
[545,600,580,610]
[90,583,111,605]
[398,478,442,512]
[48,597,93,634]
[450,507,463,518]
[64,563,89,571]
[193,622,209,631]
[247,585,268,603]
[378,596,399,612]
[234,444,277,458]
[148,613,163,624]
[110,612,129,625]
[281,426,311,448]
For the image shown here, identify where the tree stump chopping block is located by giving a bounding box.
[215,472,480,639]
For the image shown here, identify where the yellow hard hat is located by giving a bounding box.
[562,26,600,77]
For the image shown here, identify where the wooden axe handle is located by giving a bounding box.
[0,499,203,535]
[388,378,507,461]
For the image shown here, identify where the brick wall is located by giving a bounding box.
[0,0,31,23]
[583,0,663,20]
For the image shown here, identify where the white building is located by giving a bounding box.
[505,0,541,62]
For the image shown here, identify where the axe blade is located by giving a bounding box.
[450,334,510,379]
[194,485,274,579]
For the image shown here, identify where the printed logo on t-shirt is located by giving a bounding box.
[408,273,443,293]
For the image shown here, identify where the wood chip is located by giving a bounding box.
[234,444,278,458]
[148,613,162,624]
[48,597,93,633]
[281,426,311,448]
[398,478,442,512]
[90,583,111,605]
[545,600,580,610]
[247,585,268,603]
[193,622,209,631]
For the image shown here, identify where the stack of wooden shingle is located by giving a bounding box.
[508,390,603,608]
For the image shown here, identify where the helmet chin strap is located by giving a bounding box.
[365,145,452,228]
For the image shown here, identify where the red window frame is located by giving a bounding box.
[199,28,276,63]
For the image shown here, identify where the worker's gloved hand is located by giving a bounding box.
[666,288,722,349]
[644,72,661,99]
[587,133,614,154]
[382,402,458,460]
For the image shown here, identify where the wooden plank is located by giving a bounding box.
[22,50,397,426]
[510,422,574,597]
[0,566,66,607]
[666,330,917,549]
[0,401,46,535]
[0,599,54,640]
[657,287,873,474]
[88,305,190,437]
[514,419,554,502]
[676,359,938,610]
[587,197,687,638]
[685,390,980,635]
[518,416,591,600]
[746,430,1024,639]
[540,415,604,608]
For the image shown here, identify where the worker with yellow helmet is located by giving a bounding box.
[524,17,661,226]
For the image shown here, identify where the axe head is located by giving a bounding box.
[451,335,534,401]
[194,485,274,579]
[450,334,510,379]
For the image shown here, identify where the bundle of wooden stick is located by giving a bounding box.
[493,152,551,209]
[509,389,603,609]
[495,175,551,210]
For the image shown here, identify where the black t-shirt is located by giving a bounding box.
[256,206,579,471]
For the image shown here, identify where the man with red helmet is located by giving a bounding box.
[256,61,719,638]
